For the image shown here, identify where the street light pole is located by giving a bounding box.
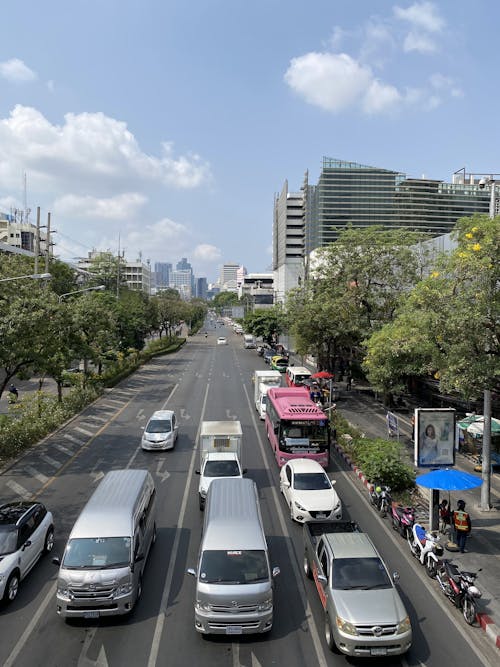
[58,285,105,302]
[480,178,495,510]
[0,272,52,283]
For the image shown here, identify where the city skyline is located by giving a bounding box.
[0,2,498,282]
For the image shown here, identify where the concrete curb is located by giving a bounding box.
[333,440,500,651]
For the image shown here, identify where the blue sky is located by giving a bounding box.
[0,1,498,282]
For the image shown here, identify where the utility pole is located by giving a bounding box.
[34,206,41,274]
[45,212,51,273]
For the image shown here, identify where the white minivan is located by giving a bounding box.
[53,469,156,619]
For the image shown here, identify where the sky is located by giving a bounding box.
[0,1,498,283]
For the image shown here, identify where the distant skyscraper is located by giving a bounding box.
[220,262,239,287]
[196,277,208,299]
[154,262,172,288]
[176,257,192,271]
[236,265,247,287]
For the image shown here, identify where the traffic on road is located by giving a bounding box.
[0,323,497,667]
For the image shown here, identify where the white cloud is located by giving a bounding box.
[0,58,37,82]
[0,105,211,193]
[47,80,55,92]
[403,31,437,53]
[285,52,373,113]
[430,73,463,97]
[393,2,444,32]
[0,195,21,210]
[363,80,402,114]
[53,192,147,220]
[193,244,222,262]
[328,26,347,50]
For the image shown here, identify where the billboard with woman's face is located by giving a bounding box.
[414,408,456,467]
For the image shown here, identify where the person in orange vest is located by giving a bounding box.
[453,499,471,553]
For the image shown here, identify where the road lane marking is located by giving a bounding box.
[75,426,94,437]
[242,383,329,667]
[39,453,61,469]
[63,433,85,445]
[54,443,73,456]
[24,465,49,484]
[147,382,210,667]
[6,479,31,500]
[84,415,109,424]
[3,581,57,667]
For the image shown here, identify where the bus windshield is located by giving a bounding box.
[281,421,328,452]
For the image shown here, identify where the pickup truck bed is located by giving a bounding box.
[305,520,359,547]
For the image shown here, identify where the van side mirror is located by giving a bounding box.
[272,566,280,578]
[186,568,196,577]
[135,553,145,563]
[317,574,327,585]
[242,468,248,474]
[195,470,200,475]
[23,540,32,550]
[52,556,61,566]
[392,571,400,583]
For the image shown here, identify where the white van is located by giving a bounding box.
[53,469,156,619]
[187,478,280,635]
[243,334,256,349]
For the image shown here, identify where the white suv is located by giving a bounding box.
[0,502,54,602]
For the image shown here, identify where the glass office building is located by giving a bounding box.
[305,157,491,254]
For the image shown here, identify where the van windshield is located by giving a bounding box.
[203,461,241,477]
[62,537,131,569]
[199,549,269,584]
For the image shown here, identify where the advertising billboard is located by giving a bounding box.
[414,408,456,467]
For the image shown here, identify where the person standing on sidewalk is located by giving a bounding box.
[453,499,471,553]
[345,371,352,391]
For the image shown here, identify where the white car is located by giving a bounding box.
[0,502,54,602]
[217,336,228,345]
[141,409,178,450]
[279,459,342,523]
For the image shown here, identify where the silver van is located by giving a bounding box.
[53,469,156,619]
[187,478,280,635]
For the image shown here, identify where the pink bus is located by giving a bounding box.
[265,387,330,468]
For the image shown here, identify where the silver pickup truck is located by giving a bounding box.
[303,521,412,658]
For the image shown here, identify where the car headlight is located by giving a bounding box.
[336,615,357,636]
[196,601,212,611]
[397,616,412,634]
[116,582,133,596]
[257,598,273,611]
[57,586,71,600]
[333,500,342,512]
[294,501,307,511]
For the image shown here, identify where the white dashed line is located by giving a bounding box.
[74,426,94,437]
[6,479,32,500]
[39,453,61,469]
[24,465,49,484]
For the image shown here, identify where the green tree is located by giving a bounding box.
[86,251,128,292]
[242,308,284,344]
[287,226,429,370]
[363,214,500,399]
[212,292,239,311]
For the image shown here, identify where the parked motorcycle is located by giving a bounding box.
[407,523,443,576]
[368,484,392,517]
[435,560,482,625]
[391,503,416,539]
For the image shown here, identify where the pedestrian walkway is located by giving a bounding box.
[336,383,500,651]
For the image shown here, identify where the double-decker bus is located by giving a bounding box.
[265,387,330,468]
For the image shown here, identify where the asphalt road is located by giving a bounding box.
[0,324,497,667]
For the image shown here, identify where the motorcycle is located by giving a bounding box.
[435,560,482,625]
[407,523,443,576]
[391,503,416,539]
[368,484,392,517]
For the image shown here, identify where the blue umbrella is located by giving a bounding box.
[416,468,482,491]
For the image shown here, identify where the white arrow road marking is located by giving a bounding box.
[226,409,238,420]
[155,460,170,483]
[180,408,191,420]
[77,628,110,667]
[137,408,145,421]
[251,652,263,667]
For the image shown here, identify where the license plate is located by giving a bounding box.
[371,648,387,656]
[316,513,327,519]
[226,626,242,635]
[83,611,100,619]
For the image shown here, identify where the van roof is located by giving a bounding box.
[200,421,243,437]
[70,469,152,539]
[203,478,266,551]
[287,366,311,375]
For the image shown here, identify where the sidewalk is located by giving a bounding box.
[336,383,500,651]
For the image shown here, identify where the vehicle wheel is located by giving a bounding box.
[303,554,313,580]
[199,496,205,511]
[44,526,55,554]
[426,557,438,579]
[324,614,339,653]
[463,597,477,625]
[4,572,20,603]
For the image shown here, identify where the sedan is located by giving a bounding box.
[0,502,54,602]
[280,459,342,523]
[217,336,228,345]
